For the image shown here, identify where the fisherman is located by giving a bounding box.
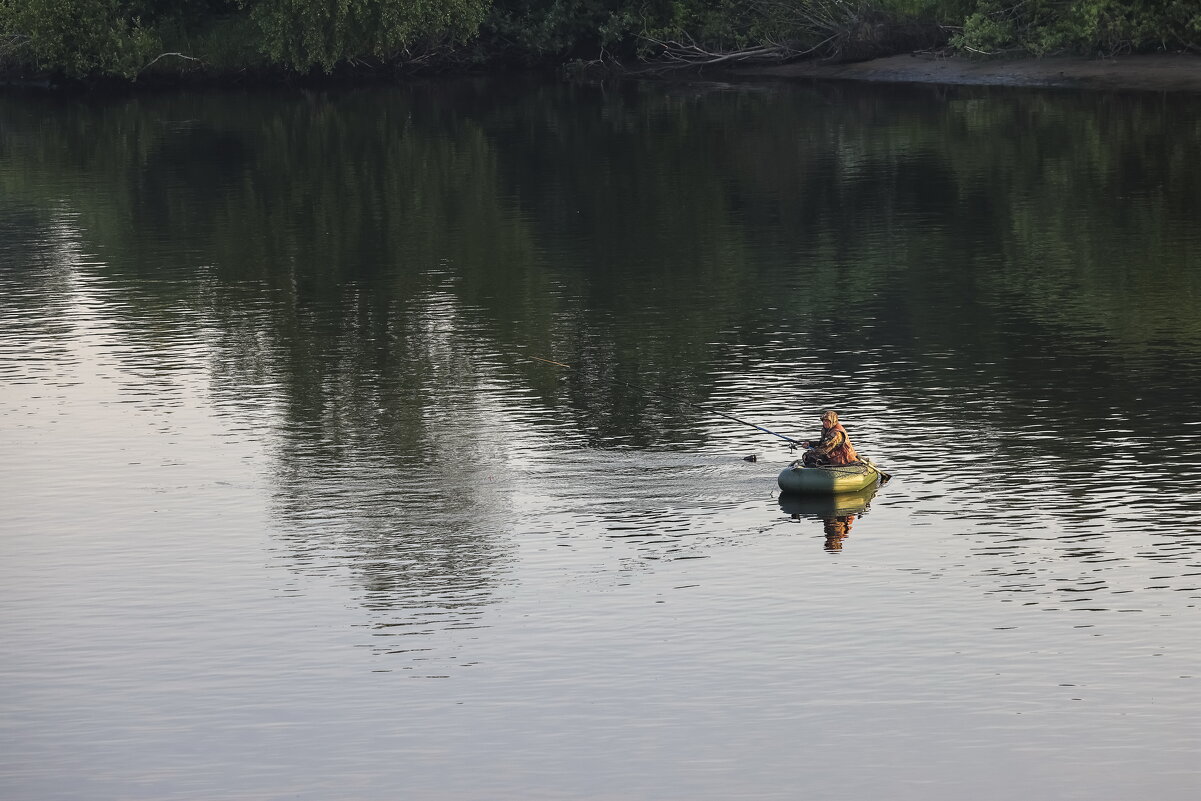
[801,410,860,467]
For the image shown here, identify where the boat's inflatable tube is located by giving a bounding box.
[777,459,884,495]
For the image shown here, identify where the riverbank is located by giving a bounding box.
[5,51,1200,95]
[735,52,1201,93]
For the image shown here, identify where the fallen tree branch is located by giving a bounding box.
[630,32,844,74]
[137,52,202,78]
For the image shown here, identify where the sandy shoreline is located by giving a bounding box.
[735,52,1201,93]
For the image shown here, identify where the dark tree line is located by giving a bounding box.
[0,0,1198,81]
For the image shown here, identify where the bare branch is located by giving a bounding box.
[1,33,31,57]
[137,52,202,78]
[632,31,846,75]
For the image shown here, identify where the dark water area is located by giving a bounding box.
[2,79,1200,800]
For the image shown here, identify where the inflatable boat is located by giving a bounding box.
[777,458,887,495]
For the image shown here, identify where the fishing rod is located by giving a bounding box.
[528,355,800,447]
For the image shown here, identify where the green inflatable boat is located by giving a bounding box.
[777,458,887,495]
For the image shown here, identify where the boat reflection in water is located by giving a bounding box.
[778,486,879,552]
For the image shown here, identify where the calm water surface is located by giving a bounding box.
[2,79,1200,800]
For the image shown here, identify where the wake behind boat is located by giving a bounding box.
[531,358,892,495]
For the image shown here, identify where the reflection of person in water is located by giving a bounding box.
[822,514,856,551]
[779,488,873,552]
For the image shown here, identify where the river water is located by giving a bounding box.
[2,78,1200,800]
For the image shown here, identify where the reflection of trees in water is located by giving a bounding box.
[250,284,530,637]
[4,82,1198,381]
[0,207,88,364]
[3,80,1200,606]
[270,458,513,639]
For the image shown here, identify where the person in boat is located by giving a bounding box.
[800,410,860,467]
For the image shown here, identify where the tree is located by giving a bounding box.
[240,0,492,72]
[0,0,159,78]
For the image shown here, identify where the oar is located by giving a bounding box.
[528,355,801,447]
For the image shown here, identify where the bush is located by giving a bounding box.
[240,0,491,72]
[0,0,160,77]
[951,0,1201,56]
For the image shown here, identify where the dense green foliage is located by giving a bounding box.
[243,0,490,72]
[953,0,1201,55]
[0,0,1197,79]
[0,0,159,77]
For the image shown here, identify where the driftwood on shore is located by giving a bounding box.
[631,8,949,74]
